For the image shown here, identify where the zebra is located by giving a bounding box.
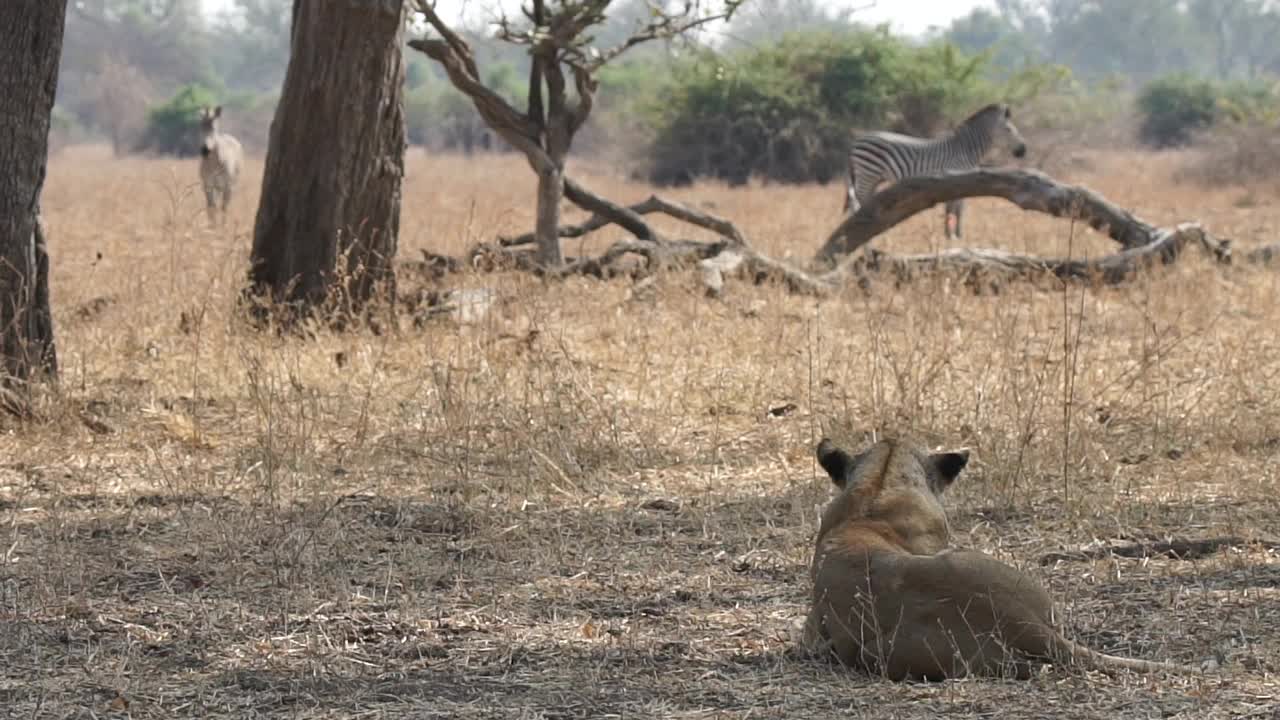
[842,103,1028,240]
[197,105,243,227]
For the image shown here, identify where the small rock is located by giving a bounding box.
[446,288,497,325]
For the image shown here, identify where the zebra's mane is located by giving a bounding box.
[961,103,1009,128]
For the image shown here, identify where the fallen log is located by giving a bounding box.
[815,168,1170,266]
[556,237,726,279]
[1040,535,1280,565]
[853,223,1230,287]
[442,167,1259,297]
[698,246,836,297]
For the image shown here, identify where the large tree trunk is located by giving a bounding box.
[0,1,65,401]
[248,0,406,323]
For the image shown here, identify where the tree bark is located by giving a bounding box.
[248,0,406,323]
[0,1,65,398]
[535,164,565,267]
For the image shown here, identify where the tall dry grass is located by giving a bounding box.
[0,144,1277,717]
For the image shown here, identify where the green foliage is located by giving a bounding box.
[50,105,79,134]
[643,30,1016,186]
[406,55,434,92]
[137,83,219,156]
[1138,76,1217,148]
[1216,81,1280,125]
[404,63,525,152]
[1136,75,1280,148]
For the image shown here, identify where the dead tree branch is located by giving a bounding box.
[407,33,546,169]
[496,0,741,72]
[853,223,1229,287]
[558,238,726,279]
[1040,536,1280,565]
[815,169,1169,266]
[500,186,747,247]
[562,178,659,242]
[481,169,1234,296]
[698,246,836,296]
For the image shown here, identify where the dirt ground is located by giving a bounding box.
[1,145,1278,718]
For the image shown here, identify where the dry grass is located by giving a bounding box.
[2,144,1279,718]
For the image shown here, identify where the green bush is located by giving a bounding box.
[137,83,219,156]
[642,30,1005,186]
[1137,76,1219,148]
[1216,81,1280,125]
[1137,75,1280,149]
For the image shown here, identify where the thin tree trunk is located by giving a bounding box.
[248,0,406,323]
[535,164,565,267]
[0,0,65,398]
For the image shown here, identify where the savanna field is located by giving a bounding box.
[2,144,1279,718]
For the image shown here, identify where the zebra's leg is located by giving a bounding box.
[843,159,858,215]
[221,185,232,226]
[851,174,879,218]
[204,186,218,227]
[844,187,860,216]
[944,199,964,240]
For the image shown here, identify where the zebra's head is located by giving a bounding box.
[969,103,1027,161]
[198,105,223,158]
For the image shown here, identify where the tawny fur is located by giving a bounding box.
[197,105,243,227]
[801,437,1195,680]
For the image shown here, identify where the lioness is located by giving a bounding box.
[802,437,1191,680]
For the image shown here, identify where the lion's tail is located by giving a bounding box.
[1055,636,1197,675]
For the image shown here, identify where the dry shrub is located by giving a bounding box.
[1177,121,1280,189]
[1018,114,1140,179]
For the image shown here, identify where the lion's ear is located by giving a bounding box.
[929,450,970,488]
[816,438,857,488]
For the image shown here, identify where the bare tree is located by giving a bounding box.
[409,0,742,268]
[0,1,66,413]
[247,0,406,325]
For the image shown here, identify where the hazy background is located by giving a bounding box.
[54,0,1280,187]
[196,0,996,36]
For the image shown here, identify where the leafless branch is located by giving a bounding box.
[578,1,741,71]
[493,0,741,72]
[526,0,547,135]
[406,33,550,169]
[568,66,597,136]
[499,184,746,247]
[412,0,480,79]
